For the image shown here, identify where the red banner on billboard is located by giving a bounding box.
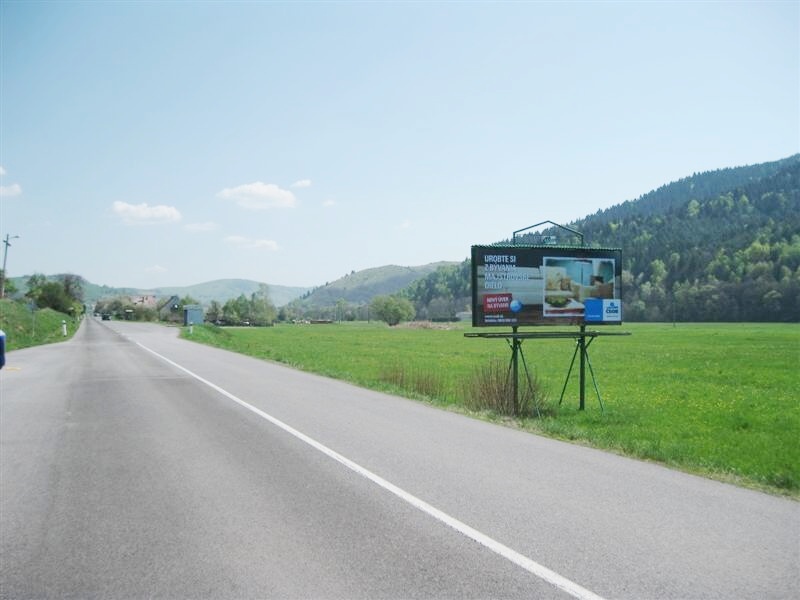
[483,293,512,313]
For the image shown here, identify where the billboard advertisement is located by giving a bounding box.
[471,245,623,326]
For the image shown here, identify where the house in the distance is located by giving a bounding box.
[132,294,158,309]
[158,295,181,321]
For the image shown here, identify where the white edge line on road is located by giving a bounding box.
[136,341,606,600]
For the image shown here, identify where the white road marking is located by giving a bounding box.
[137,341,606,600]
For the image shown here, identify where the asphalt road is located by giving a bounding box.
[1,318,797,599]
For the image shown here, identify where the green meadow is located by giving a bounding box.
[185,321,799,496]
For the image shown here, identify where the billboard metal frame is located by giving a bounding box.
[466,221,630,411]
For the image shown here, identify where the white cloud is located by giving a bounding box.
[322,199,336,208]
[217,182,296,210]
[184,221,219,232]
[250,239,280,250]
[224,235,279,250]
[291,179,312,188]
[113,201,182,224]
[398,219,412,229]
[224,235,249,246]
[0,183,22,197]
[145,265,168,273]
[0,166,6,176]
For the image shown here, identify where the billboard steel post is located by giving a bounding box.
[579,325,586,410]
[503,330,541,418]
[557,331,606,412]
[511,326,519,414]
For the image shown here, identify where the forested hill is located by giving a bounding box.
[578,154,799,223]
[288,263,457,312]
[405,155,800,322]
[579,156,799,321]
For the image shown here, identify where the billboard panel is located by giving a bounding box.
[471,245,623,326]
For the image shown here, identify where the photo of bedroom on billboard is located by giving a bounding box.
[542,257,616,319]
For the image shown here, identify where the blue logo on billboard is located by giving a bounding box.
[584,298,603,322]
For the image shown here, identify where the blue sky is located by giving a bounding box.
[1,1,797,289]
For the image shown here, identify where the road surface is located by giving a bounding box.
[1,318,797,598]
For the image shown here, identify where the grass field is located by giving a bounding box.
[183,321,799,497]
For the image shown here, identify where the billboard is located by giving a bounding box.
[471,245,623,326]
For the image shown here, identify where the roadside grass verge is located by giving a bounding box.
[0,298,78,350]
[183,321,799,497]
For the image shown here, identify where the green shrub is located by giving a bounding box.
[379,362,445,400]
[462,358,552,418]
[0,299,78,350]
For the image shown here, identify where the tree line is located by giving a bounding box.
[2,273,87,316]
[92,284,279,326]
[204,284,277,326]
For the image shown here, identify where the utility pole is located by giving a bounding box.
[1,234,20,299]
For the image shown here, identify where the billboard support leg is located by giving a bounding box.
[559,340,580,406]
[579,325,586,410]
[583,338,604,412]
[513,338,520,415]
[505,327,541,417]
[517,341,541,418]
[558,329,604,412]
[509,326,519,415]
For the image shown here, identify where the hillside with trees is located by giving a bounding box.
[576,156,799,321]
[401,260,472,321]
[404,155,800,323]
[283,263,457,321]
[15,273,87,316]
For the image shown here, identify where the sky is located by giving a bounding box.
[1,1,798,290]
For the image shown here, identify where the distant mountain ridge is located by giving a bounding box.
[154,280,313,307]
[10,263,459,314]
[288,263,458,309]
[8,263,457,310]
[9,277,311,308]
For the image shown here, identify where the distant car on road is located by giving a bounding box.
[101,314,111,321]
